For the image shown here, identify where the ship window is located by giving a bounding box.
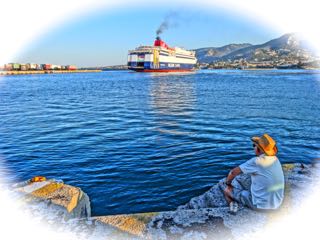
[137,62,144,67]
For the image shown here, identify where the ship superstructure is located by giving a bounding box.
[127,37,197,72]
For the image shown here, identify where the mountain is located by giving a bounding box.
[195,43,252,63]
[195,33,316,63]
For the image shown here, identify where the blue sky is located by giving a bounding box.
[16,6,279,67]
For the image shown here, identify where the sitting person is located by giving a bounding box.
[223,134,285,213]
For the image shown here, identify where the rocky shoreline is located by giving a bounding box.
[9,163,318,239]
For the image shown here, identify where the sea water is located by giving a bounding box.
[0,69,319,216]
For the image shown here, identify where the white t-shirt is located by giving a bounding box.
[239,154,285,209]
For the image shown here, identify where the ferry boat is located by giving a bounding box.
[127,37,197,72]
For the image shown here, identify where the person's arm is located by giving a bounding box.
[225,167,242,186]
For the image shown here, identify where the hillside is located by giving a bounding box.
[195,43,252,63]
[195,33,317,64]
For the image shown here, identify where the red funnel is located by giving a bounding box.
[154,37,173,50]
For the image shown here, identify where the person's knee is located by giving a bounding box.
[239,191,251,206]
[240,190,250,199]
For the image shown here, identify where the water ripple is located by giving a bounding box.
[0,70,319,216]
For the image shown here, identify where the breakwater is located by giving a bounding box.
[0,70,101,75]
[10,163,317,239]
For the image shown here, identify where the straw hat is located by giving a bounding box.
[251,134,278,156]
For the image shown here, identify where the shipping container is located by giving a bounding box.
[20,64,28,71]
[42,64,52,70]
[36,64,42,70]
[27,63,37,70]
[4,63,13,71]
[66,65,77,70]
[11,63,21,70]
[51,64,61,70]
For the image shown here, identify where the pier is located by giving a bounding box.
[0,69,101,76]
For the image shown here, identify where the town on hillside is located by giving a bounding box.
[195,33,320,70]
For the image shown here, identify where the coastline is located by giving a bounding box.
[1,68,319,76]
[198,67,320,71]
[10,163,316,239]
[0,69,101,76]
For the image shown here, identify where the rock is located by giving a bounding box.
[12,179,91,221]
[11,163,317,239]
[143,163,315,239]
[93,163,315,239]
[94,212,158,237]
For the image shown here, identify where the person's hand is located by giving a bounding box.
[224,185,233,195]
[226,185,233,192]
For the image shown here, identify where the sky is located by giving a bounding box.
[14,5,279,67]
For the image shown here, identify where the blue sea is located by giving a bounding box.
[0,70,319,216]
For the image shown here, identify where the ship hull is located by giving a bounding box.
[130,68,195,72]
[128,62,196,72]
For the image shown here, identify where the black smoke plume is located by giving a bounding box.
[156,12,179,37]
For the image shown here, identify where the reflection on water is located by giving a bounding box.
[149,75,196,136]
[150,75,196,116]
